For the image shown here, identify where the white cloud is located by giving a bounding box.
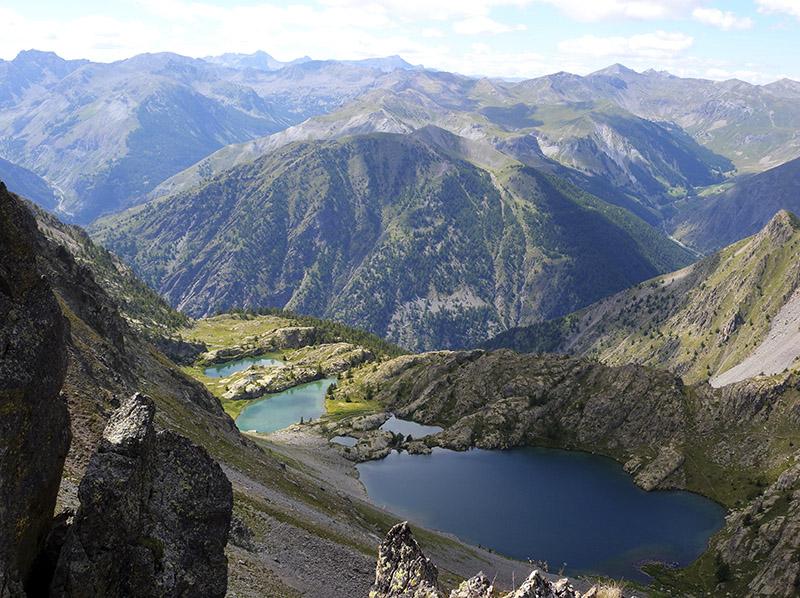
[535,0,701,21]
[692,7,753,30]
[435,46,549,78]
[558,31,694,59]
[0,7,163,62]
[756,0,800,19]
[453,16,526,34]
[319,0,532,21]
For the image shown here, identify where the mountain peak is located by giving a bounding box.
[749,209,800,248]
[590,63,639,78]
[12,49,66,65]
[762,208,800,236]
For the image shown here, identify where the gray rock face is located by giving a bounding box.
[714,458,800,597]
[506,571,581,598]
[371,523,620,598]
[0,182,69,596]
[449,572,494,598]
[369,522,440,598]
[198,326,319,365]
[51,393,233,598]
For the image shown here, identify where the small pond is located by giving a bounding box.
[236,378,336,434]
[203,354,284,378]
[357,447,725,581]
[330,435,358,447]
[379,415,443,438]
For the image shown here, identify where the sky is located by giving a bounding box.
[1,0,798,83]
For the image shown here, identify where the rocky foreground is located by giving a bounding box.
[0,185,233,597]
[369,522,625,598]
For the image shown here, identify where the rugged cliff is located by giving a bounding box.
[51,394,232,597]
[0,182,69,596]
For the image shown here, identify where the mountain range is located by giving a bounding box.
[93,129,692,350]
[0,50,418,222]
[4,44,800,596]
[2,50,800,229]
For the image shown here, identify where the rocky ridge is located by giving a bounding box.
[51,393,232,597]
[370,523,615,598]
[486,210,800,385]
[0,181,70,596]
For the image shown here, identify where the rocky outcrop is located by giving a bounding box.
[505,571,582,598]
[337,430,397,462]
[362,350,690,484]
[0,182,69,596]
[713,458,800,596]
[370,522,440,598]
[152,335,207,365]
[371,523,616,598]
[289,342,374,374]
[624,444,685,491]
[221,364,323,401]
[51,393,233,597]
[198,326,319,365]
[449,573,493,598]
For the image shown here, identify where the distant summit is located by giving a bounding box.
[204,51,417,73]
[204,50,311,71]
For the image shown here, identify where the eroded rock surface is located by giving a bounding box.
[51,393,233,597]
[370,522,440,598]
[0,182,69,596]
[449,572,494,598]
[714,457,800,596]
[370,523,617,598]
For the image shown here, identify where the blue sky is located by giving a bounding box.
[1,0,798,83]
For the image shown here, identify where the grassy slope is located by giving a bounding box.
[486,210,800,385]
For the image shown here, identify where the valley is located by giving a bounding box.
[2,29,800,598]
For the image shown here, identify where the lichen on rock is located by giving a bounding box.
[51,393,233,597]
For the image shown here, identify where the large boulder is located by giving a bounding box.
[51,393,233,597]
[0,182,69,596]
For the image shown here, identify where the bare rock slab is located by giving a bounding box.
[51,393,233,597]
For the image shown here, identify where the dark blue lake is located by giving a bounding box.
[236,378,336,434]
[357,447,725,581]
[203,354,283,378]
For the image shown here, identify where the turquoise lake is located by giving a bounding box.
[236,378,336,433]
[357,447,725,581]
[203,354,284,378]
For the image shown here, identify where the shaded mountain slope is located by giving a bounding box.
[670,156,800,252]
[0,157,59,210]
[153,83,731,220]
[93,131,692,350]
[485,210,800,385]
